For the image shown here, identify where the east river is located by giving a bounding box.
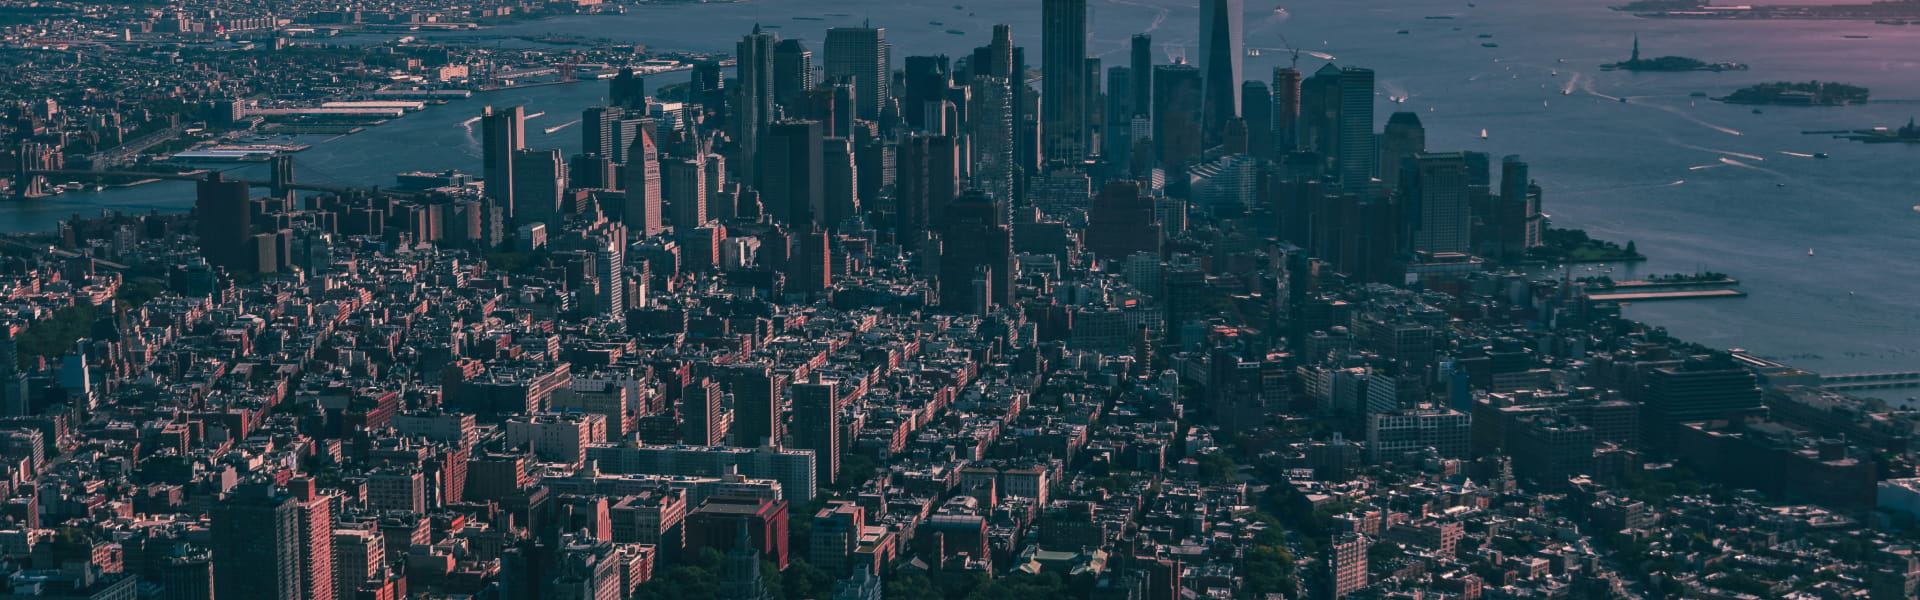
[8,0,1920,389]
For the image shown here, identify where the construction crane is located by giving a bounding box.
[1278,30,1300,69]
[1247,31,1301,69]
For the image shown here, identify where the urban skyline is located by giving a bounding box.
[0,1,1918,600]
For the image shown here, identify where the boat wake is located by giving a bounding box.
[526,111,547,120]
[1688,164,1722,171]
[1561,72,1580,95]
[1718,157,1788,178]
[544,119,580,135]
[1306,51,1335,60]
[1779,151,1815,158]
[1380,80,1410,103]
[1578,77,1620,102]
[1639,102,1742,136]
[1667,180,1686,186]
[460,117,481,151]
[1105,0,1170,33]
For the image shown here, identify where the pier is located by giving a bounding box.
[1821,371,1920,391]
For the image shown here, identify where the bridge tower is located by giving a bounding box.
[269,154,294,200]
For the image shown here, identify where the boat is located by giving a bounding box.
[1844,34,1871,39]
[1551,70,1559,76]
[1397,29,1410,34]
[1814,152,1830,159]
[793,16,824,21]
[1425,15,1455,19]
[1482,42,1499,48]
[1479,128,1489,139]
[1477,34,1493,38]
[930,21,943,26]
[1808,248,1816,256]
[946,29,965,35]
[1777,183,1788,188]
[1752,108,1763,114]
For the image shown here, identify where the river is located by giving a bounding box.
[8,0,1920,390]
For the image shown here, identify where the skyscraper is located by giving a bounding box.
[939,191,1013,312]
[1042,0,1088,163]
[773,39,814,112]
[987,24,1016,80]
[823,137,860,227]
[790,378,841,486]
[1151,63,1203,173]
[1498,155,1543,256]
[1378,112,1426,190]
[1299,64,1343,159]
[290,480,336,600]
[969,75,1017,207]
[896,134,960,239]
[664,155,708,229]
[583,106,622,160]
[610,68,647,110]
[825,26,891,121]
[622,126,666,236]
[481,106,526,218]
[903,55,952,132]
[211,482,302,600]
[1271,66,1302,154]
[738,26,777,185]
[728,365,780,448]
[511,148,565,227]
[1085,180,1162,260]
[1130,34,1153,119]
[1241,81,1273,160]
[195,172,252,270]
[1198,0,1246,138]
[1401,152,1471,254]
[1336,66,1377,191]
[682,377,726,447]
[762,120,826,229]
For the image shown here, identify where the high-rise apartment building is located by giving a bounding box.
[790,378,841,487]
[211,482,302,600]
[682,377,726,447]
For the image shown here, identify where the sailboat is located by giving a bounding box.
[1808,248,1816,257]
[1480,128,1489,139]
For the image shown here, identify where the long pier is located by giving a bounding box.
[1822,371,1920,391]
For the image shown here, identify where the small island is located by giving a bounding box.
[1601,36,1747,72]
[1718,81,1870,105]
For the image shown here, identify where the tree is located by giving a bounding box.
[883,574,942,600]
[15,302,98,370]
